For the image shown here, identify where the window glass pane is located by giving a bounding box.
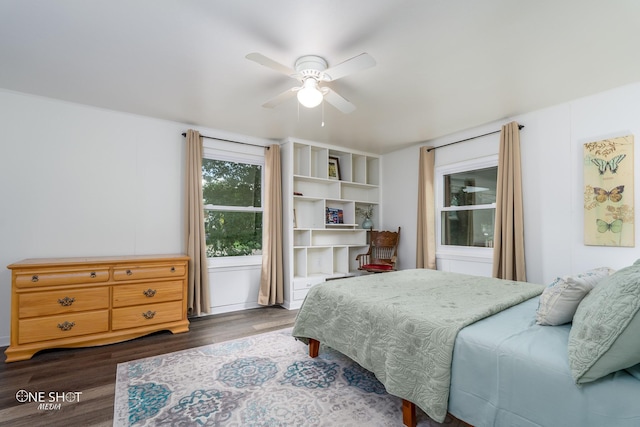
[441,208,495,247]
[205,211,263,257]
[202,158,262,207]
[443,167,497,207]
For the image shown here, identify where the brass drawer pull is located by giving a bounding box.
[143,289,157,298]
[142,310,156,319]
[170,266,176,273]
[126,270,133,276]
[57,321,75,331]
[58,296,76,306]
[90,272,97,278]
[31,275,39,282]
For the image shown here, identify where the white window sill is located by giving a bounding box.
[436,247,493,263]
[207,255,262,269]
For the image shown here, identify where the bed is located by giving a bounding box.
[292,266,640,427]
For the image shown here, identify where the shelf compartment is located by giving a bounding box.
[293,143,311,176]
[294,198,325,229]
[311,229,367,246]
[366,157,380,186]
[306,247,333,276]
[294,176,340,199]
[325,199,355,225]
[293,248,307,277]
[328,150,353,182]
[352,154,380,185]
[333,247,349,275]
[354,201,379,230]
[341,182,379,203]
[310,146,328,179]
[293,229,311,246]
[352,154,367,184]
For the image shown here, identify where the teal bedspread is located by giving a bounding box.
[291,269,544,422]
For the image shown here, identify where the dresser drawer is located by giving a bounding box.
[18,310,109,345]
[113,264,186,281]
[18,287,109,318]
[112,300,184,330]
[112,280,184,307]
[15,268,109,288]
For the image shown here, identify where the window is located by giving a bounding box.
[202,154,263,259]
[436,156,498,250]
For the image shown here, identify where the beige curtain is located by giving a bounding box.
[492,121,527,281]
[258,144,284,305]
[416,146,436,269]
[185,129,211,315]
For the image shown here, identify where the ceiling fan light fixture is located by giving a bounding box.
[297,78,323,108]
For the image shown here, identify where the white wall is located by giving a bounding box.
[0,89,272,346]
[4,81,640,346]
[382,82,640,285]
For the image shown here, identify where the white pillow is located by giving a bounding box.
[536,267,612,326]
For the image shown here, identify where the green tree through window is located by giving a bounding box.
[202,158,263,257]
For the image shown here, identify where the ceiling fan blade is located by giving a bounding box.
[262,87,298,108]
[246,52,296,77]
[323,52,376,81]
[324,88,356,114]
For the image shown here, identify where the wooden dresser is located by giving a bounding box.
[5,254,190,362]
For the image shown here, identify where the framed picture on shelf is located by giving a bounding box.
[328,156,341,180]
[326,208,344,224]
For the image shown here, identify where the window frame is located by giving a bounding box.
[435,155,498,261]
[202,143,265,268]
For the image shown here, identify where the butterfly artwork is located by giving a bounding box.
[593,185,624,203]
[596,218,623,233]
[591,154,626,175]
[583,135,634,247]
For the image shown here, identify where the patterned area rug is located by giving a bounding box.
[113,328,455,426]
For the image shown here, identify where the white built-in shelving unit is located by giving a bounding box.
[281,139,380,309]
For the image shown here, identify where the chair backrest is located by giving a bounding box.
[369,227,400,264]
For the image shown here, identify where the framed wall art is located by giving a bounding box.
[583,135,634,247]
[328,156,341,180]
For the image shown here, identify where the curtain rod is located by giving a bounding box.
[181,132,270,149]
[426,124,524,152]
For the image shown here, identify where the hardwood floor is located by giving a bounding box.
[0,306,297,427]
[0,306,469,427]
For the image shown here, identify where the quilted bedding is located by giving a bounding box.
[292,268,544,422]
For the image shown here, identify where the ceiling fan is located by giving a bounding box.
[246,52,376,114]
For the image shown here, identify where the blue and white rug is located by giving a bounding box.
[113,328,450,426]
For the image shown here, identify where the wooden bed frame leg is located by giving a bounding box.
[402,399,416,427]
[309,338,320,358]
[308,338,416,427]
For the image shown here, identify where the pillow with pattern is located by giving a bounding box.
[536,267,612,326]
[568,260,640,383]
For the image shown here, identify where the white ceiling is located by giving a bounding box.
[2,1,640,154]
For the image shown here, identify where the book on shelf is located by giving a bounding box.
[326,208,344,224]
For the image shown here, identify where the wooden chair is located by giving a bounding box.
[356,227,401,273]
